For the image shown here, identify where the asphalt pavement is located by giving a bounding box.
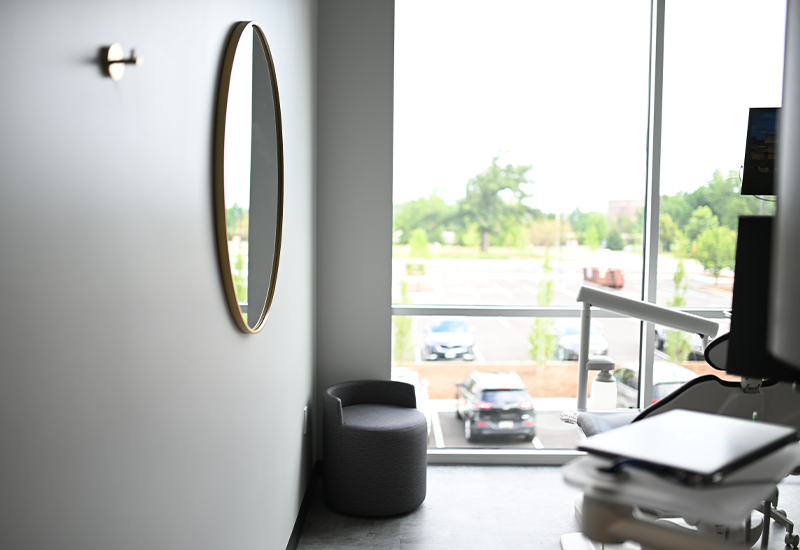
[428,410,582,450]
[395,253,731,451]
[425,399,584,450]
[396,254,731,365]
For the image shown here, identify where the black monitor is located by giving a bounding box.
[726,216,799,382]
[741,107,780,196]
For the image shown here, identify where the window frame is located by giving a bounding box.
[391,0,734,464]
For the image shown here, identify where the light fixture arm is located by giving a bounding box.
[575,285,719,409]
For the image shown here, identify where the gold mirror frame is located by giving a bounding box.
[214,21,284,334]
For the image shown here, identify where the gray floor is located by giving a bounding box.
[297,465,800,550]
[297,465,580,550]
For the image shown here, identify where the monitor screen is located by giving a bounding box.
[741,107,780,196]
[727,216,799,382]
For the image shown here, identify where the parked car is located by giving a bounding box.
[613,361,699,408]
[455,371,536,442]
[552,318,609,361]
[424,317,475,361]
[654,326,705,360]
[391,366,431,435]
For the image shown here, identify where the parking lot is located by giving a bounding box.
[394,253,733,450]
[426,400,583,450]
[396,254,731,365]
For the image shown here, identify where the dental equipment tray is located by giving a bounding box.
[578,409,798,486]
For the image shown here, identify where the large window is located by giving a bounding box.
[654,0,785,366]
[392,0,786,454]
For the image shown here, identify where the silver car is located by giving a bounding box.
[613,361,699,408]
[553,318,609,361]
[423,317,475,361]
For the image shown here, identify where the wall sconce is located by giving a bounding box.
[104,43,143,81]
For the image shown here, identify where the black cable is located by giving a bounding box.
[740,164,777,202]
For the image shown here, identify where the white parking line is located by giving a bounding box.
[473,346,487,364]
[554,283,574,296]
[522,284,538,295]
[493,283,513,298]
[496,317,511,329]
[431,411,445,448]
[532,437,544,449]
[465,284,481,299]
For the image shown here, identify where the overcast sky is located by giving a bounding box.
[393,0,787,214]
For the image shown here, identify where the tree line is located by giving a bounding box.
[394,160,774,281]
[659,169,774,281]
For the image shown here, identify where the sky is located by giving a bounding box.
[224,29,254,209]
[393,0,787,214]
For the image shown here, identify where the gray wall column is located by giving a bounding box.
[316,0,395,455]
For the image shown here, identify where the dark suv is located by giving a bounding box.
[455,371,536,442]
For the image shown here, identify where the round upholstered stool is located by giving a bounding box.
[323,380,428,516]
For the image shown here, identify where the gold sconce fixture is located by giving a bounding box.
[104,43,143,81]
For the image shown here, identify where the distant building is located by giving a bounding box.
[608,199,644,220]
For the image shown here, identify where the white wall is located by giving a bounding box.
[0,1,316,549]
[315,0,395,452]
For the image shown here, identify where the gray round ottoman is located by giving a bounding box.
[323,379,428,516]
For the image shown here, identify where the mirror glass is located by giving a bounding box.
[216,22,283,333]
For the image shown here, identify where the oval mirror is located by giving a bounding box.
[215,21,284,333]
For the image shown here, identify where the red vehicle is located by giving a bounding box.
[583,267,625,289]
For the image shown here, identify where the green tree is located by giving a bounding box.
[588,213,610,243]
[585,224,600,250]
[701,169,776,230]
[684,206,719,242]
[409,228,430,259]
[665,329,690,365]
[665,259,691,365]
[392,280,414,363]
[660,169,775,240]
[529,218,557,246]
[659,213,679,252]
[661,194,694,230]
[568,209,589,239]
[569,209,609,245]
[509,224,530,250]
[459,223,482,248]
[458,156,533,252]
[704,170,752,230]
[670,260,688,308]
[617,215,636,235]
[226,203,249,240]
[528,255,556,368]
[694,225,737,283]
[606,226,624,251]
[233,252,247,306]
[673,229,692,258]
[393,193,456,245]
[530,216,571,247]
